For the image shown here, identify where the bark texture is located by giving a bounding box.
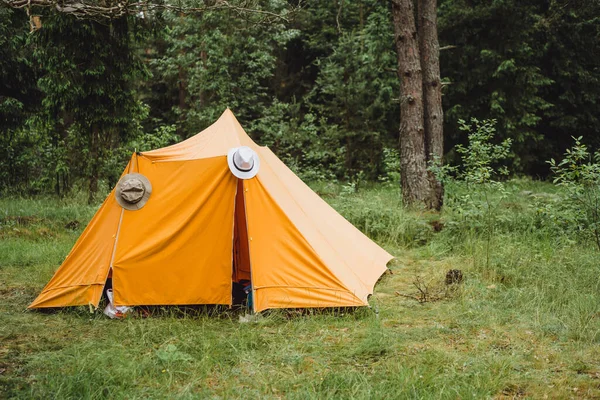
[391,0,444,210]
[418,0,444,210]
[391,0,430,207]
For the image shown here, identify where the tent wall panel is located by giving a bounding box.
[257,148,392,300]
[113,156,237,306]
[244,178,363,312]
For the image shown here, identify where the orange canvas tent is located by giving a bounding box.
[29,109,393,313]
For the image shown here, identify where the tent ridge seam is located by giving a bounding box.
[100,156,134,307]
[141,154,228,163]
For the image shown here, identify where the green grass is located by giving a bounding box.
[2,180,600,399]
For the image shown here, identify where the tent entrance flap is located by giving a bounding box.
[233,179,251,283]
[232,179,252,307]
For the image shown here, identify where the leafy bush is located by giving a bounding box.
[378,148,401,185]
[548,136,600,250]
[432,118,512,267]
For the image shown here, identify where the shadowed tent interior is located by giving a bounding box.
[29,109,393,313]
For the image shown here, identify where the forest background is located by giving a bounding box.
[1,0,599,201]
[3,2,600,397]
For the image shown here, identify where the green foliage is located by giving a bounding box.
[0,8,40,193]
[433,118,512,201]
[132,123,179,152]
[3,182,600,398]
[439,0,600,173]
[2,0,600,195]
[147,0,299,137]
[102,122,180,189]
[257,104,341,182]
[433,118,512,268]
[0,11,152,197]
[32,13,149,198]
[378,147,401,184]
[439,0,551,171]
[453,119,512,186]
[0,8,38,132]
[548,136,600,250]
[307,1,399,180]
[538,1,600,153]
[140,0,398,182]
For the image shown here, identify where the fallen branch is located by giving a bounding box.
[395,271,463,304]
[2,0,299,21]
[395,291,422,302]
[439,45,457,51]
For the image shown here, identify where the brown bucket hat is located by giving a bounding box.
[115,173,152,211]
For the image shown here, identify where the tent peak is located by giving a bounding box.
[220,107,237,120]
[139,108,256,162]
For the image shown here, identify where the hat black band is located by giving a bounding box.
[234,160,254,172]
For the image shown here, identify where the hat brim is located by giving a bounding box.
[227,147,260,179]
[115,173,153,211]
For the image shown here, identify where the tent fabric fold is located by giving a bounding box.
[29,109,392,312]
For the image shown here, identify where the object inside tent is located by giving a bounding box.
[232,178,252,309]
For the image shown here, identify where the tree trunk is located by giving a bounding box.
[391,0,431,206]
[418,0,444,210]
[177,65,187,134]
[177,12,188,136]
[88,124,99,204]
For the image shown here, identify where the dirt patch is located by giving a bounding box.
[428,220,445,232]
[64,220,80,230]
[0,217,61,239]
[0,216,45,226]
[0,286,39,308]
[497,383,527,398]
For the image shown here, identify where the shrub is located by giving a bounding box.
[378,147,401,185]
[548,136,600,250]
[432,118,512,267]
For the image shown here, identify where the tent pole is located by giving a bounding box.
[98,154,134,307]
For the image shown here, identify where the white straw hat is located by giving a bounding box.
[227,146,260,179]
[115,173,152,210]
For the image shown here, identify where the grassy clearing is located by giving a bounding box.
[2,181,600,399]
